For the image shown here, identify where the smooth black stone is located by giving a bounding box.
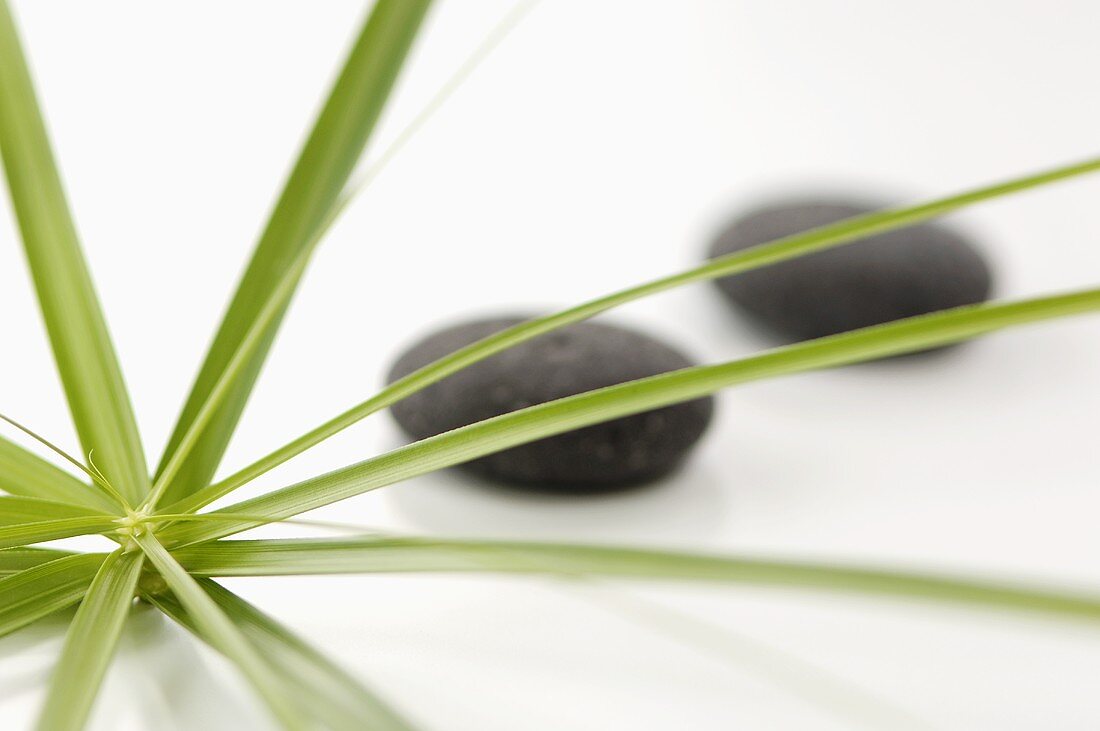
[386,317,714,494]
[708,198,994,345]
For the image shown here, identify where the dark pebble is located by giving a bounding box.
[708,197,994,345]
[386,317,714,494]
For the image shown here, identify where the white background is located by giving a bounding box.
[2,1,1099,729]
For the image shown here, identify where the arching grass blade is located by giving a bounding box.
[153,0,433,505]
[161,286,1100,545]
[169,155,1100,514]
[0,0,149,506]
[34,550,142,731]
[174,537,1100,624]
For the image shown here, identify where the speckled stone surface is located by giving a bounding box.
[386,317,715,493]
[708,198,994,344]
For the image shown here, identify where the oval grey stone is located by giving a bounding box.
[708,197,994,346]
[386,317,715,493]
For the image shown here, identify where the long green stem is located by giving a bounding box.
[160,285,1100,546]
[165,155,1100,515]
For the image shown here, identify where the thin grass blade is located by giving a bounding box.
[154,0,433,505]
[0,412,130,509]
[0,552,104,636]
[161,286,1100,545]
[0,496,111,526]
[0,0,148,505]
[333,0,540,215]
[174,537,1100,623]
[0,547,73,576]
[148,0,535,513]
[0,436,118,512]
[169,155,1100,513]
[134,534,307,729]
[0,516,118,550]
[146,580,417,731]
[34,550,142,731]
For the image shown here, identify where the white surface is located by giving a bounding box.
[1,1,1099,729]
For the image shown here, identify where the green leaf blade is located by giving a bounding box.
[0,547,73,576]
[0,496,111,526]
[154,0,433,505]
[175,537,1100,623]
[34,550,142,731]
[0,0,148,505]
[0,552,104,637]
[161,286,1100,545]
[0,437,118,512]
[0,516,118,551]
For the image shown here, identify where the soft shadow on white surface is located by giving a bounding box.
[0,614,67,709]
[0,606,271,731]
[116,606,268,731]
[386,458,731,544]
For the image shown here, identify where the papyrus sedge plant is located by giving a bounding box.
[1,1,1099,729]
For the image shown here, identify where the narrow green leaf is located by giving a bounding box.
[146,580,417,731]
[170,154,1100,514]
[0,0,148,505]
[0,516,118,551]
[175,537,1100,623]
[147,1,530,512]
[0,547,73,576]
[0,552,103,636]
[0,436,118,512]
[329,0,540,218]
[0,496,111,526]
[34,550,142,731]
[135,534,307,730]
[154,0,433,505]
[147,0,535,513]
[162,286,1100,546]
[0,412,130,510]
[144,242,314,510]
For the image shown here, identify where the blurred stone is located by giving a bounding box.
[386,317,714,493]
[708,197,994,347]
